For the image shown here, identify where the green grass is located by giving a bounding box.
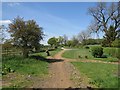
[62,48,119,62]
[2,48,61,76]
[104,47,120,59]
[31,48,61,57]
[72,62,118,88]
[87,45,101,47]
[2,56,49,76]
[2,48,62,88]
[63,46,81,49]
[62,49,92,59]
[2,56,49,88]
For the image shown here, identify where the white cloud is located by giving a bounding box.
[8,2,20,7]
[0,20,12,25]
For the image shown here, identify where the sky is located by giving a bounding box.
[2,2,103,45]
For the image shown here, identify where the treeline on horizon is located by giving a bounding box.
[1,2,120,58]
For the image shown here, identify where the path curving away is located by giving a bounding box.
[43,50,74,88]
[32,49,119,88]
[32,49,91,88]
[32,50,75,88]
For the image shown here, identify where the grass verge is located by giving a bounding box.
[2,56,49,88]
[31,48,62,57]
[71,62,118,88]
[62,48,119,62]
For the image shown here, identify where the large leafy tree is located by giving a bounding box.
[8,17,44,58]
[88,2,120,45]
[88,2,120,33]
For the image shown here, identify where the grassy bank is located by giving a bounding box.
[72,62,118,88]
[62,49,92,59]
[31,48,62,57]
[2,56,49,76]
[62,48,119,62]
[2,48,62,88]
[2,56,49,88]
[104,47,120,59]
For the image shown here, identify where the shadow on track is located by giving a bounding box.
[30,55,64,63]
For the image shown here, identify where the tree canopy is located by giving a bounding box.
[88,2,120,33]
[8,17,44,57]
[88,2,120,46]
[47,37,58,47]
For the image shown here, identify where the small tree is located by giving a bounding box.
[67,40,73,47]
[8,17,44,58]
[48,37,58,48]
[91,46,103,58]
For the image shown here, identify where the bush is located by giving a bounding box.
[84,46,89,49]
[91,46,103,58]
[111,39,120,48]
[104,47,120,59]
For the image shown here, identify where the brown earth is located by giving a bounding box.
[33,49,119,88]
[3,49,118,88]
[32,49,91,88]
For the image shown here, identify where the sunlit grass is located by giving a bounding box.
[62,48,119,62]
[72,62,118,88]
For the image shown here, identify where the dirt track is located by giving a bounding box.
[3,49,118,88]
[32,49,119,88]
[35,50,74,88]
[32,49,90,88]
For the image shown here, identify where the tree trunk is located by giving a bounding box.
[23,49,29,58]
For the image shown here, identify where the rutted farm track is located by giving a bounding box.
[32,49,91,88]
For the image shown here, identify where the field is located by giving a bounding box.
[2,47,119,88]
[71,62,118,88]
[104,47,120,59]
[2,56,49,88]
[2,48,61,88]
[31,48,61,57]
[62,47,119,62]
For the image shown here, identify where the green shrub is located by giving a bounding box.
[112,39,120,48]
[84,46,89,49]
[104,47,120,59]
[91,46,103,58]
